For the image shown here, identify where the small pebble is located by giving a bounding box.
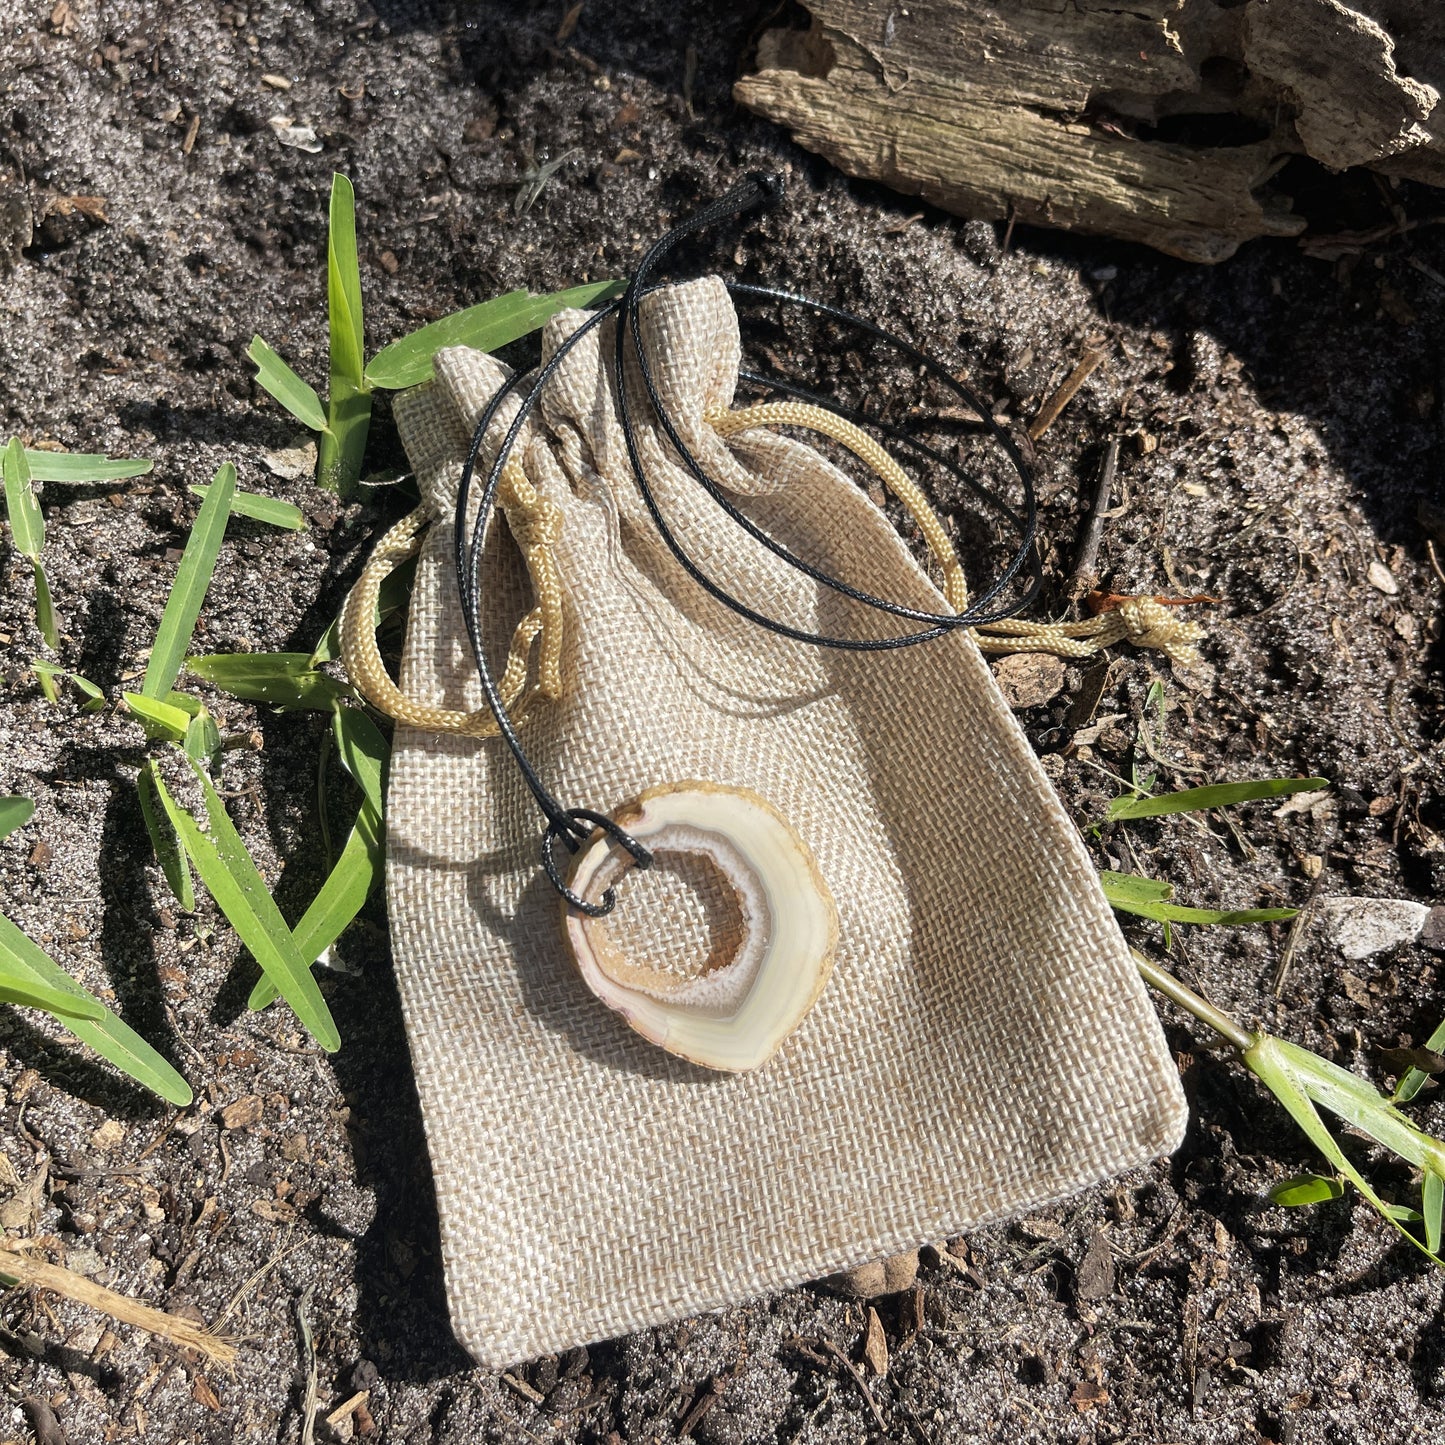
[90,1119,126,1153]
[1367,560,1399,595]
[825,1248,918,1298]
[1321,896,1430,960]
[261,437,317,482]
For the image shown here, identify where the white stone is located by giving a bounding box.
[1321,896,1430,960]
[1366,560,1400,595]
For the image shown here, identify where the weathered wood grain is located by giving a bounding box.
[735,0,1443,261]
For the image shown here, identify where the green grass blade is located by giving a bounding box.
[73,674,106,710]
[1425,1172,1444,1256]
[1270,1037,1445,1175]
[3,436,44,557]
[327,173,366,389]
[154,761,340,1052]
[247,336,328,433]
[317,382,372,498]
[1107,777,1328,823]
[187,652,349,711]
[24,451,154,482]
[1397,1016,1445,1104]
[249,798,383,1010]
[1270,1173,1344,1207]
[33,663,106,711]
[122,691,191,742]
[163,690,205,718]
[1097,871,1174,906]
[137,762,195,912]
[0,797,35,843]
[0,910,192,1105]
[141,463,235,699]
[33,661,60,703]
[1107,894,1297,926]
[364,280,623,389]
[0,975,107,1020]
[184,710,222,769]
[1244,1037,1436,1257]
[331,705,388,816]
[190,484,305,531]
[309,552,416,665]
[32,558,58,650]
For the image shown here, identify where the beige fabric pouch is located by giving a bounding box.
[383,276,1187,1367]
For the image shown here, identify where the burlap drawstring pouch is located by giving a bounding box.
[351,271,1188,1367]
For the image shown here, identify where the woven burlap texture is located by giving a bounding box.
[386,276,1188,1367]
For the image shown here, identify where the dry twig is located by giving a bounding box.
[0,1242,236,1366]
[296,1285,319,1445]
[1067,435,1120,607]
[1274,868,1327,997]
[1029,346,1107,440]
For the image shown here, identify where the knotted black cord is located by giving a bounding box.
[454,173,1040,915]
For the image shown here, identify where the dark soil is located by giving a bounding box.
[2,3,1443,1442]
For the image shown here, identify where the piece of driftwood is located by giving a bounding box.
[735,1,1444,262]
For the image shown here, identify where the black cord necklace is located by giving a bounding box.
[453,173,1038,920]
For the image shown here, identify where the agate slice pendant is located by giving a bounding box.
[564,782,839,1072]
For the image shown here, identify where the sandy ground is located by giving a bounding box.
[1,2,1443,1442]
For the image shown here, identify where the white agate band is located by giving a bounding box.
[564,782,839,1072]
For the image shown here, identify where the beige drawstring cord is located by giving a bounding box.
[712,403,1206,667]
[339,459,565,736]
[339,402,1205,731]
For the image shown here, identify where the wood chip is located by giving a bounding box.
[1073,1230,1116,1301]
[89,1120,125,1153]
[862,1306,888,1376]
[1,1244,235,1365]
[556,0,585,42]
[991,652,1066,710]
[325,1391,370,1428]
[220,1095,263,1130]
[501,1371,544,1404]
[1070,1379,1109,1411]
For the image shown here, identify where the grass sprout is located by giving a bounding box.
[126,467,343,1052]
[248,794,383,1012]
[0,797,36,841]
[249,173,619,497]
[123,691,194,742]
[137,761,196,913]
[151,762,341,1053]
[3,437,57,649]
[20,450,153,482]
[0,908,192,1105]
[363,280,622,390]
[1109,774,1445,1267]
[1106,776,1328,823]
[187,653,348,711]
[32,661,105,710]
[1397,1020,1445,1105]
[1099,870,1297,927]
[1137,952,1445,1265]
